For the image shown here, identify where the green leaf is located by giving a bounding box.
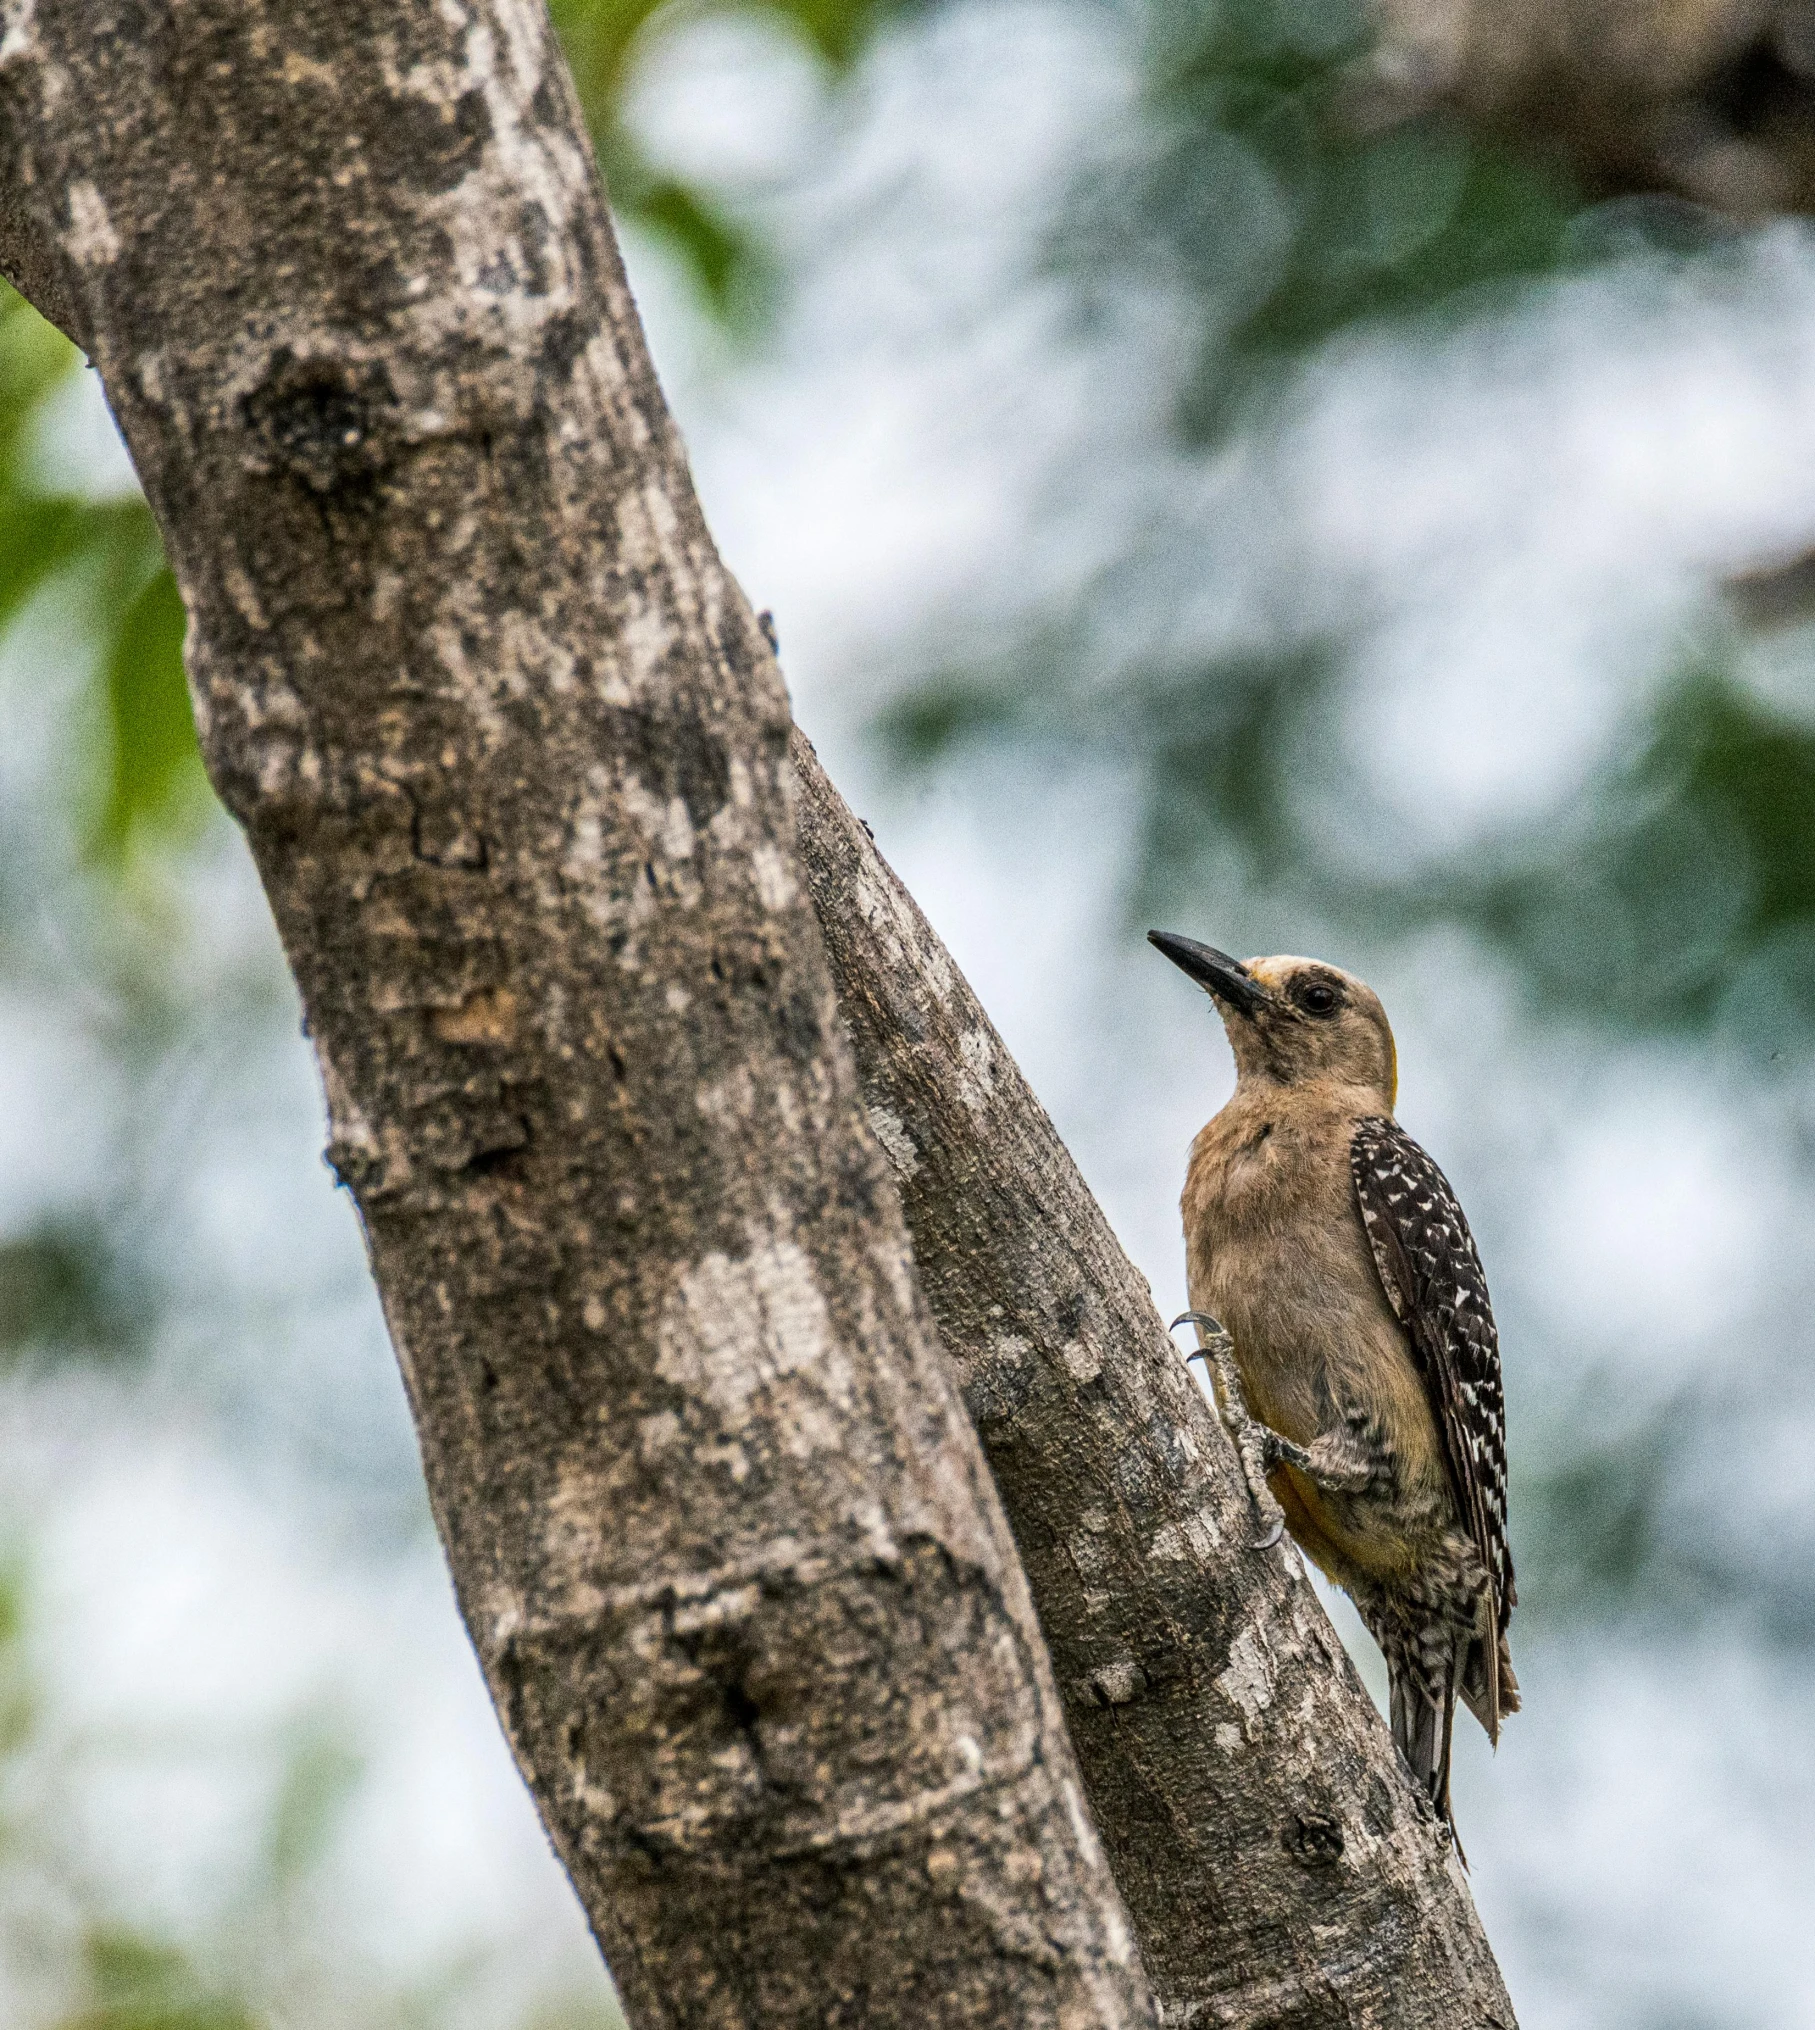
[0,497,96,630]
[550,0,915,319]
[875,675,1025,766]
[59,1928,259,2030]
[0,284,79,431]
[768,0,895,68]
[261,1720,364,1889]
[548,0,665,118]
[1064,0,1583,440]
[0,1215,153,1366]
[636,177,774,322]
[92,563,206,863]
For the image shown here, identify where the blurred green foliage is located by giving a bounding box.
[0,1554,618,2029]
[260,1719,366,1893]
[0,1561,249,2030]
[94,568,200,864]
[888,626,1815,1059]
[867,0,1815,1647]
[893,0,1815,1072]
[552,0,912,320]
[59,1929,257,2030]
[0,297,201,870]
[0,1216,150,1366]
[0,1565,253,2030]
[1071,0,1580,437]
[1458,667,1815,1037]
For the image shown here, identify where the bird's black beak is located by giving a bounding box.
[1147,931,1270,1018]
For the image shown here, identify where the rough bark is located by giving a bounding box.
[0,171,84,352]
[1364,0,1815,217]
[791,733,1518,2030]
[0,5,1151,2026]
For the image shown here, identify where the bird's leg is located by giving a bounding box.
[1281,1410,1381,1497]
[1169,1311,1289,1550]
[1170,1315,1381,1549]
[1225,1391,1380,1500]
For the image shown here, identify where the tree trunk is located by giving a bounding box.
[0,0,1520,2023]
[791,735,1516,2029]
[0,4,1146,2025]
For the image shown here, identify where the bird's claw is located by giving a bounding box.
[1170,1309,1229,1353]
[1167,1311,1291,1553]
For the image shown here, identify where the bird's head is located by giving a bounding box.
[1148,932,1397,1106]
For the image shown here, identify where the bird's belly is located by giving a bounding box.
[1270,1473,1393,1590]
[1276,1466,1430,1589]
[1187,1208,1454,1585]
[1188,1217,1366,1442]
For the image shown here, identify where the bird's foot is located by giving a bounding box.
[1293,1414,1379,1497]
[1169,1311,1290,1550]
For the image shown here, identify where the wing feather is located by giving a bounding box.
[1350,1116,1516,1663]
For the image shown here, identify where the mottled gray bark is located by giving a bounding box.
[0,4,1149,2026]
[791,736,1517,2030]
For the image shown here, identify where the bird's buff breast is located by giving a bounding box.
[1182,1103,1369,1439]
[1182,1096,1449,1582]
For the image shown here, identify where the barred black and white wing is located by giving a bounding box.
[1350,1115,1516,1730]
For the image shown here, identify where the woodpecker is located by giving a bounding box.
[1148,931,1517,1839]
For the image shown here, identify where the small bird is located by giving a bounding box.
[1149,931,1517,1840]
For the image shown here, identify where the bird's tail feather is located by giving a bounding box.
[1460,1629,1521,1739]
[1390,1656,1465,1859]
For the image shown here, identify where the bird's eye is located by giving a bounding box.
[1299,982,1339,1016]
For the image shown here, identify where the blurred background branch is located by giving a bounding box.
[1365,0,1815,219]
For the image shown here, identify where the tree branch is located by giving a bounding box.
[0,4,1150,2024]
[1367,0,1815,218]
[792,732,1517,2029]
